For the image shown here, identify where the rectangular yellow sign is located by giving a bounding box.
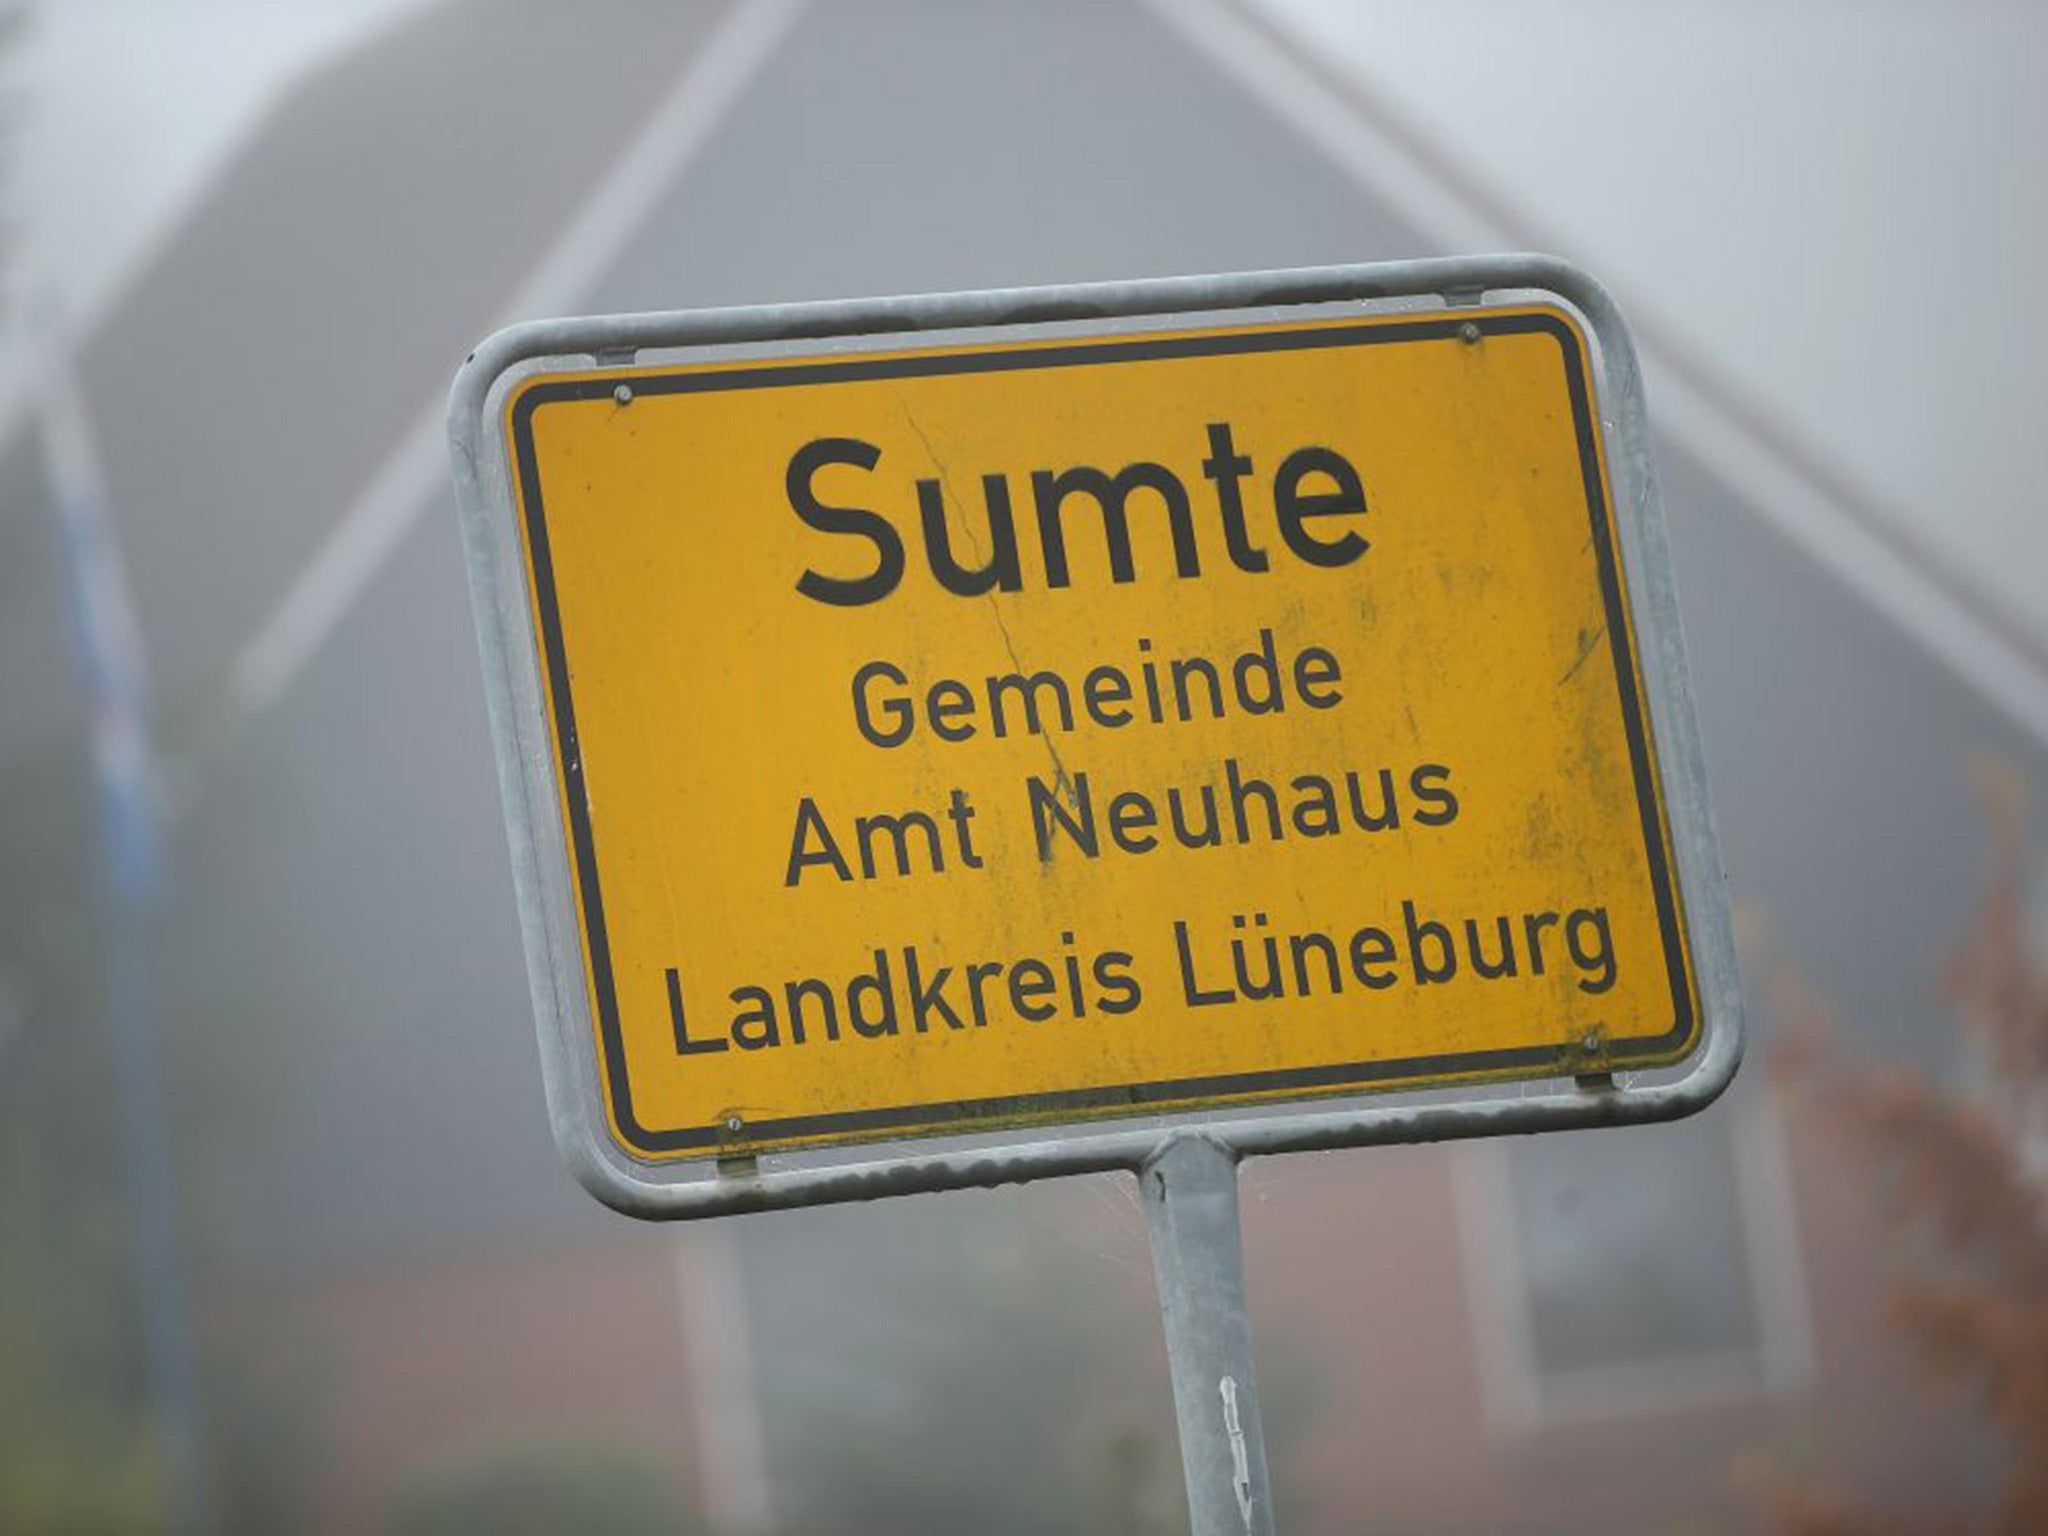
[505,306,1698,1161]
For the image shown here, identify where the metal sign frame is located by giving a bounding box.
[446,254,1742,1224]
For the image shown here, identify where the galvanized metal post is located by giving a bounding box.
[40,324,211,1536]
[1143,1134,1276,1536]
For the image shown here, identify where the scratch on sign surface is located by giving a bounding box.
[1559,623,1605,685]
[899,407,1079,820]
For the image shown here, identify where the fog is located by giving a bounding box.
[2,4,2043,1535]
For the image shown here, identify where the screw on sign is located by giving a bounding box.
[446,257,1741,1534]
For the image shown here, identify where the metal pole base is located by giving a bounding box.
[1142,1134,1276,1536]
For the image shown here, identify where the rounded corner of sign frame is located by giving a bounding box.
[547,1108,695,1222]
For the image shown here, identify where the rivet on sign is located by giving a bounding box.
[1458,321,1481,345]
[613,383,634,405]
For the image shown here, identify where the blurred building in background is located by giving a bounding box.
[2,3,2043,1534]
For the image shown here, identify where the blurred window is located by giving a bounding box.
[1457,1087,1810,1426]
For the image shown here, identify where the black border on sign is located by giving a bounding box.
[509,311,1695,1156]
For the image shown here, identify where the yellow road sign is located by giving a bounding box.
[501,304,1698,1160]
